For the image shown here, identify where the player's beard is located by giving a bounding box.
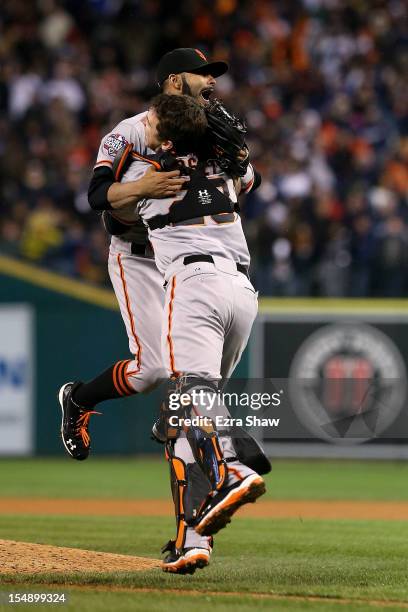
[181,74,195,99]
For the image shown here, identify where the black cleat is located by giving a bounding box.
[160,539,212,574]
[195,473,266,536]
[58,382,99,461]
[151,415,166,444]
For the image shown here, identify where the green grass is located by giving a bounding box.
[1,457,408,500]
[1,459,408,610]
[1,514,408,602]
[2,587,407,612]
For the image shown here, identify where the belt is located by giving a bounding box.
[183,255,249,277]
[131,242,154,258]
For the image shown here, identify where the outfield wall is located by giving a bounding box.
[0,256,249,456]
[251,301,408,459]
[0,255,406,458]
[0,256,159,455]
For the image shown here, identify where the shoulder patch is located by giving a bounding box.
[103,133,130,157]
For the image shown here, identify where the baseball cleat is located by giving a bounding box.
[58,382,100,461]
[151,415,166,444]
[161,539,212,575]
[195,473,266,536]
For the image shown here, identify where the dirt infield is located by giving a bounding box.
[1,498,408,520]
[0,539,160,574]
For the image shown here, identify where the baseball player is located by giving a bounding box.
[111,92,266,572]
[59,49,230,460]
[58,49,264,574]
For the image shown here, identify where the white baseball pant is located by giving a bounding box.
[162,257,258,381]
[108,236,167,393]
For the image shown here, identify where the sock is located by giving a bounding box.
[184,527,211,550]
[73,359,136,407]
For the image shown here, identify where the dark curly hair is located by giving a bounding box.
[150,93,207,155]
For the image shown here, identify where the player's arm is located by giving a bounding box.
[88,166,185,211]
[234,163,262,196]
[88,121,186,212]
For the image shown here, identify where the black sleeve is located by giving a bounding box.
[88,166,114,211]
[251,169,262,193]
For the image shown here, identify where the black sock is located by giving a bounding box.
[73,360,136,407]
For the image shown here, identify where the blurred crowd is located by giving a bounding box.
[0,0,407,295]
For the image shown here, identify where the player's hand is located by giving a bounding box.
[138,166,188,198]
[237,147,249,162]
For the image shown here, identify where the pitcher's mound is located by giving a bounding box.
[0,539,160,574]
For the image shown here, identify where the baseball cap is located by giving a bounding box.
[156,48,228,86]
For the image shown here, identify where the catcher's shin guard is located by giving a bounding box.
[153,376,228,491]
[166,445,188,552]
[185,462,212,521]
[176,377,228,492]
[187,420,227,492]
[165,441,213,552]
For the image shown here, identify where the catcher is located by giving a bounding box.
[58,49,267,574]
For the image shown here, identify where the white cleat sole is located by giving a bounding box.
[195,473,266,536]
[161,548,210,574]
[58,382,75,458]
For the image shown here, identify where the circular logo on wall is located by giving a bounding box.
[288,323,407,444]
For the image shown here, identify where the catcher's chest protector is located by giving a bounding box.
[147,159,235,230]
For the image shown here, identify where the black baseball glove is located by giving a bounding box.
[205,98,249,177]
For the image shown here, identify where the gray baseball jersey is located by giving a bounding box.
[95,111,150,168]
[95,111,151,244]
[120,154,252,276]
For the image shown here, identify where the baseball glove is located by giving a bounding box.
[205,98,249,177]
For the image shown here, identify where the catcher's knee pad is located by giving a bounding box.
[159,376,228,491]
[153,377,189,442]
[155,376,218,440]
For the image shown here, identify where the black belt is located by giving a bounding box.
[131,242,154,258]
[183,255,249,277]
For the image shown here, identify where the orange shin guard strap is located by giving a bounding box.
[168,452,188,551]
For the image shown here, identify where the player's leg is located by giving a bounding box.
[59,240,166,460]
[161,265,232,496]
[112,254,214,572]
[195,272,266,536]
[159,265,225,571]
[162,265,225,380]
[161,265,265,540]
[160,434,213,574]
[219,275,272,474]
[219,276,258,380]
[106,243,167,392]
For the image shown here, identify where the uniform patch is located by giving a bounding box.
[103,133,129,157]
